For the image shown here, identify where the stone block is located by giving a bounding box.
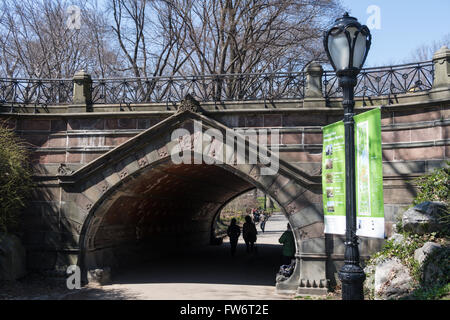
[383,187,416,204]
[288,203,323,229]
[394,146,444,161]
[60,200,87,227]
[381,130,411,143]
[105,118,137,130]
[283,114,326,127]
[37,152,67,164]
[48,136,67,148]
[279,151,322,163]
[303,132,322,144]
[426,159,448,172]
[382,149,394,161]
[382,161,426,175]
[300,238,326,254]
[138,117,162,129]
[410,126,441,142]
[51,120,67,132]
[298,222,324,240]
[393,108,441,124]
[282,133,302,145]
[19,119,51,131]
[245,114,264,127]
[381,111,393,126]
[264,114,282,127]
[66,152,82,164]
[68,118,104,130]
[84,152,105,164]
[275,181,307,206]
[105,135,133,147]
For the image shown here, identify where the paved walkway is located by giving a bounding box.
[65,212,295,300]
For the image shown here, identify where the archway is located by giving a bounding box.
[58,110,326,294]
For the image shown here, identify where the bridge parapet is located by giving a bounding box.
[1,47,449,113]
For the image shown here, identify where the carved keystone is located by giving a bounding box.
[177,94,200,113]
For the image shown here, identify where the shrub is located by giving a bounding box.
[413,161,449,205]
[0,121,34,233]
[413,161,450,235]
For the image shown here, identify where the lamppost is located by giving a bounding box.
[323,12,372,300]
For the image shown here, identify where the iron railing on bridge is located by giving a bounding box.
[322,61,434,102]
[91,72,307,105]
[0,60,435,110]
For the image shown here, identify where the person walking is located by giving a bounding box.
[260,212,267,232]
[243,215,258,253]
[226,218,241,256]
[279,223,295,265]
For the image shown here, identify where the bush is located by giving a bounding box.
[0,121,34,233]
[413,161,449,206]
[413,162,450,235]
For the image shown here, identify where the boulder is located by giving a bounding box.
[421,246,449,286]
[87,267,112,286]
[0,233,27,281]
[414,242,442,265]
[374,258,413,300]
[402,201,447,235]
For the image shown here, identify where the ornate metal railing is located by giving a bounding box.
[91,72,306,105]
[323,61,434,102]
[0,60,435,109]
[0,78,73,109]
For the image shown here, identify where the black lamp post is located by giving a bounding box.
[323,12,372,300]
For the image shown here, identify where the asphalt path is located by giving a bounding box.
[65,212,294,300]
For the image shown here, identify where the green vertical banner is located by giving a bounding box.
[322,121,346,235]
[354,108,385,239]
[323,108,385,238]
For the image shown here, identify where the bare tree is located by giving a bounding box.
[0,0,120,78]
[409,33,450,62]
[108,0,191,79]
[167,0,342,76]
[0,0,343,83]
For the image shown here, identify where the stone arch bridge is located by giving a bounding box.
[1,48,449,295]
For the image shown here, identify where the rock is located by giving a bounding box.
[87,267,112,286]
[414,242,442,265]
[388,233,405,246]
[402,201,447,235]
[0,233,27,281]
[421,246,449,286]
[374,258,413,300]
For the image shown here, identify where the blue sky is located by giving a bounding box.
[340,0,450,67]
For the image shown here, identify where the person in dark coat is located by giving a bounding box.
[243,215,258,253]
[226,218,241,256]
[279,223,295,265]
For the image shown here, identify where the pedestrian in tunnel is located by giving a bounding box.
[260,212,268,233]
[226,218,241,257]
[279,223,295,265]
[243,215,258,253]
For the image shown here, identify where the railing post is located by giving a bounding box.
[430,46,450,100]
[69,70,92,112]
[304,61,326,108]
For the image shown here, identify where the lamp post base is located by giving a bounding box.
[338,264,366,300]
